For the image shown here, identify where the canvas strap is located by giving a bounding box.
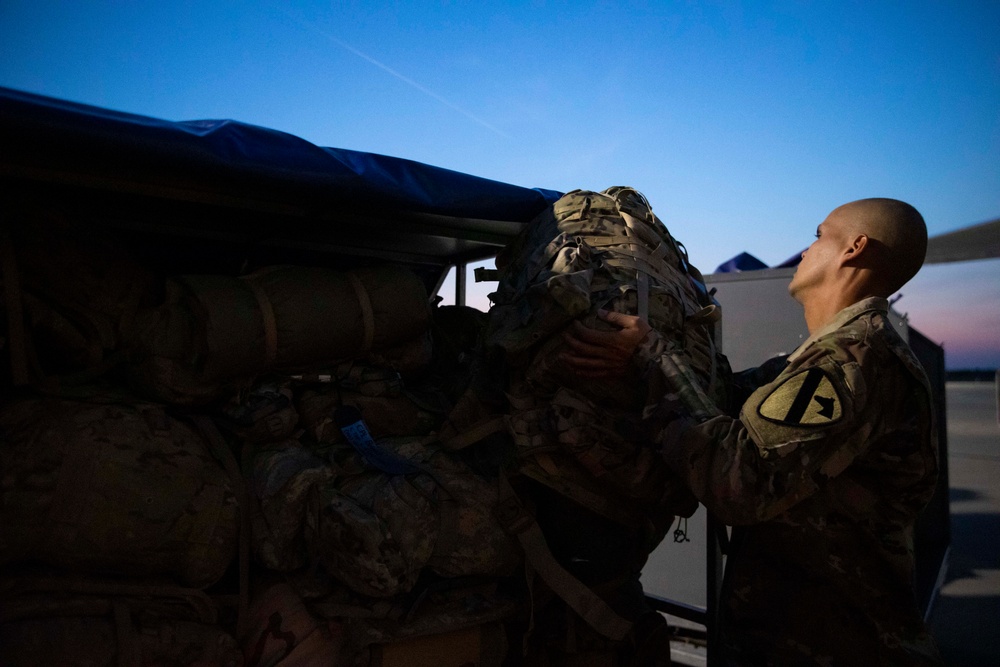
[347,271,376,353]
[190,415,250,638]
[615,203,661,323]
[436,414,508,451]
[495,472,633,641]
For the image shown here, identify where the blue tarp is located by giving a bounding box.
[775,253,804,268]
[3,87,817,273]
[715,251,804,273]
[0,86,561,223]
[714,251,768,273]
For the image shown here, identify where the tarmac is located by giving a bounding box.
[926,381,1000,666]
[647,380,1000,666]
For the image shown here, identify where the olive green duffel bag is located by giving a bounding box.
[0,397,239,588]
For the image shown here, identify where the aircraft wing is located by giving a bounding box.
[925,218,1000,264]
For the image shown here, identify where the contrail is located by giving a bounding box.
[272,5,509,138]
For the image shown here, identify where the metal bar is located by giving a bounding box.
[706,514,726,667]
[644,594,707,626]
[455,262,467,306]
[643,513,728,661]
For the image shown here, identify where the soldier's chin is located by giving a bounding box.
[787,275,801,298]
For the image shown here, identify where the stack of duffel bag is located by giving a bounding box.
[0,201,523,667]
[0,207,246,666]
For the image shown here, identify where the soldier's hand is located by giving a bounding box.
[561,310,653,379]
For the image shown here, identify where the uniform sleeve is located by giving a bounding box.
[727,355,790,416]
[633,329,725,424]
[655,343,872,525]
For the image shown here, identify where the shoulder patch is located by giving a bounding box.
[758,367,843,426]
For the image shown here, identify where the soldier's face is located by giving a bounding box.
[788,211,850,302]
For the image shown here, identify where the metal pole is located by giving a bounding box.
[706,515,727,667]
[455,262,467,307]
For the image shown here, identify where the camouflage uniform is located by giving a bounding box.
[638,297,943,665]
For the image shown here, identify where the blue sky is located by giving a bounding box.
[2,1,997,368]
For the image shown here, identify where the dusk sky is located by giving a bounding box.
[2,1,997,368]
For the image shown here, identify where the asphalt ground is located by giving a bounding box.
[927,381,1000,666]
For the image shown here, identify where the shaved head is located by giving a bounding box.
[830,198,928,295]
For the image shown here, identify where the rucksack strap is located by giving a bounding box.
[346,271,376,353]
[436,414,508,451]
[189,415,250,638]
[495,472,633,641]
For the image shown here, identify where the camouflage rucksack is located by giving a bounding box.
[247,435,519,600]
[484,186,727,537]
[476,187,730,643]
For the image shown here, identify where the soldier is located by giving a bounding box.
[562,198,944,665]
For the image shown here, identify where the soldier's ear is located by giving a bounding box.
[842,234,870,263]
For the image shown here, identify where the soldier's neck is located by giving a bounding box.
[800,285,867,335]
[803,301,837,335]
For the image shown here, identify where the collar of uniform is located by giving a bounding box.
[787,296,889,364]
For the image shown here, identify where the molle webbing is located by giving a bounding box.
[483,185,725,528]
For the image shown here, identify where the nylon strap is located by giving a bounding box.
[619,207,689,274]
[347,271,376,353]
[474,266,501,282]
[190,415,250,639]
[438,415,508,451]
[617,210,662,249]
[602,255,676,287]
[575,234,636,247]
[579,234,670,269]
[495,473,633,641]
[516,463,642,533]
[240,276,279,368]
[636,270,649,321]
[613,199,666,324]
[687,304,721,326]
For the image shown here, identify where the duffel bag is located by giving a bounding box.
[126,265,431,404]
[0,397,239,588]
[0,572,242,667]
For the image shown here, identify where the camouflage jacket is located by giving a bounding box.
[638,297,943,665]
